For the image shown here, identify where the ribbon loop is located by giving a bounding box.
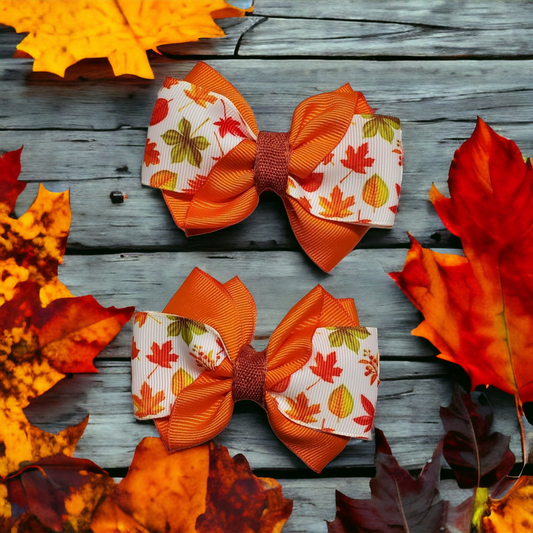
[232,344,267,406]
[254,131,291,196]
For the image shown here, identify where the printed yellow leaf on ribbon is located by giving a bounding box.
[172,368,194,396]
[328,384,354,419]
[0,0,250,79]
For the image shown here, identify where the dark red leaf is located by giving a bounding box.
[0,147,26,214]
[440,383,515,488]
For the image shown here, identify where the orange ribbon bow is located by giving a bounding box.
[132,268,380,472]
[142,62,403,272]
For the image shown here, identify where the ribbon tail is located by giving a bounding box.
[284,197,369,272]
[265,395,350,473]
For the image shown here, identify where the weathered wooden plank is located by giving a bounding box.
[0,59,531,131]
[239,17,533,58]
[57,250,443,359]
[276,478,473,533]
[24,360,524,472]
[253,0,533,29]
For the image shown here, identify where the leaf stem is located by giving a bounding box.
[516,394,528,470]
[191,118,210,135]
[306,378,321,391]
[177,101,193,113]
[339,170,353,184]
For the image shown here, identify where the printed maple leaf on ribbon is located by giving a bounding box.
[327,429,448,533]
[309,351,343,383]
[318,186,356,219]
[143,139,160,167]
[285,392,321,423]
[353,394,375,432]
[390,119,533,422]
[132,382,166,418]
[147,340,179,370]
[0,1,249,79]
[340,143,375,178]
[90,438,292,533]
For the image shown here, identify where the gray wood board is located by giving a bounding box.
[0,59,531,131]
[56,249,450,359]
[24,360,524,472]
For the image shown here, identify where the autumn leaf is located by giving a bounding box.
[214,101,247,138]
[298,196,312,213]
[328,385,354,419]
[134,311,148,328]
[0,1,249,78]
[318,186,356,218]
[340,143,374,175]
[323,152,335,165]
[147,340,179,370]
[90,439,292,533]
[131,339,140,360]
[162,117,211,168]
[171,368,194,396]
[184,85,218,108]
[0,146,25,215]
[143,139,160,167]
[183,174,209,194]
[353,394,375,432]
[310,351,343,383]
[2,454,114,532]
[132,382,166,418]
[483,475,533,532]
[149,169,177,191]
[362,114,401,143]
[327,326,370,354]
[440,384,515,489]
[167,315,208,346]
[358,349,379,386]
[327,429,447,533]
[389,119,533,410]
[300,171,324,192]
[285,392,321,423]
[362,174,389,209]
[150,98,170,126]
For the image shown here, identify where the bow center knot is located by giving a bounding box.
[232,344,267,407]
[254,131,291,196]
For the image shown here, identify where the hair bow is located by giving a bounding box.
[131,268,380,472]
[141,62,403,272]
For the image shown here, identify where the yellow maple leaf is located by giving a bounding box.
[318,185,356,218]
[0,0,249,79]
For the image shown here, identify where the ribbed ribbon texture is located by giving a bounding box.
[131,268,380,472]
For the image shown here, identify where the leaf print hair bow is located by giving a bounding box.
[131,268,380,472]
[142,62,403,272]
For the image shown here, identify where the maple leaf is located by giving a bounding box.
[389,119,533,410]
[340,143,375,174]
[298,196,312,212]
[213,101,247,138]
[2,454,114,532]
[323,152,335,165]
[162,117,211,168]
[183,174,209,194]
[300,171,324,192]
[132,382,166,418]
[318,186,356,219]
[131,339,140,360]
[310,351,343,383]
[143,139,160,167]
[285,392,321,423]
[0,1,248,78]
[184,85,218,108]
[90,439,292,533]
[147,340,179,369]
[353,394,375,432]
[440,384,515,489]
[134,311,148,328]
[327,429,447,533]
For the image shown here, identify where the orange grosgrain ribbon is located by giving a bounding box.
[131,268,380,472]
[142,62,403,272]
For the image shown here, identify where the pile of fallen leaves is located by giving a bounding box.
[0,0,250,79]
[0,147,292,532]
[328,120,533,532]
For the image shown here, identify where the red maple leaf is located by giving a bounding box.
[143,139,160,167]
[300,172,324,192]
[147,340,178,369]
[310,351,343,383]
[323,152,334,165]
[183,174,208,194]
[340,143,375,174]
[163,77,180,89]
[213,100,247,138]
[131,339,140,360]
[298,196,312,212]
[353,394,375,432]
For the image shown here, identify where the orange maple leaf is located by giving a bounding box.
[184,85,218,108]
[310,351,343,383]
[132,382,166,418]
[131,339,140,360]
[134,311,148,328]
[143,139,160,167]
[90,439,292,532]
[390,118,533,407]
[298,196,312,212]
[0,1,249,78]
[183,174,209,194]
[318,185,356,218]
[285,392,321,423]
[340,143,375,174]
[147,340,179,370]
